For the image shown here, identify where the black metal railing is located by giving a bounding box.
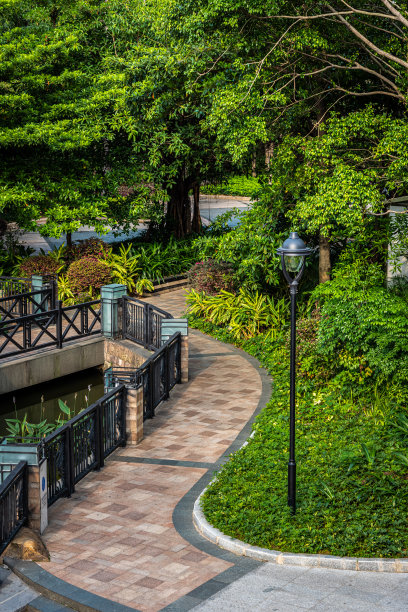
[122,296,173,350]
[0,461,28,554]
[0,299,101,359]
[0,285,56,321]
[0,276,32,298]
[41,386,126,506]
[105,332,181,420]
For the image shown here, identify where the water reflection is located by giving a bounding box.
[0,368,104,436]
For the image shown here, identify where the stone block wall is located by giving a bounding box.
[104,338,150,370]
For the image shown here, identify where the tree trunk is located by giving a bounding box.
[191,182,202,233]
[265,142,274,169]
[165,174,192,238]
[319,235,331,283]
[316,97,331,284]
[252,149,257,177]
[66,232,72,249]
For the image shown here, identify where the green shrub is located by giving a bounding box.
[200,175,260,197]
[312,266,408,383]
[135,237,199,280]
[187,259,235,295]
[193,201,290,292]
[20,254,62,278]
[67,256,111,296]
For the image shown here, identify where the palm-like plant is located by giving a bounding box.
[104,244,141,293]
[187,288,287,340]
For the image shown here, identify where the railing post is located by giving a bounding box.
[161,319,189,383]
[31,275,43,314]
[100,284,127,339]
[164,345,170,400]
[144,303,149,349]
[125,385,144,445]
[148,360,155,417]
[98,402,105,469]
[50,278,57,310]
[27,459,48,534]
[66,426,75,496]
[57,300,63,348]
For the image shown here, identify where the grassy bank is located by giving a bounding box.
[189,314,408,558]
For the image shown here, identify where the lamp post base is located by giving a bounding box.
[288,461,296,514]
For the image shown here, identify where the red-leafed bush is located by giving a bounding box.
[67,256,111,296]
[187,259,235,295]
[20,255,61,278]
[67,238,110,263]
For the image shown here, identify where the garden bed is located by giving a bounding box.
[189,315,408,559]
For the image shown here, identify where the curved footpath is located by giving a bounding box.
[18,289,408,612]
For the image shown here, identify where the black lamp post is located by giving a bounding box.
[277,232,312,514]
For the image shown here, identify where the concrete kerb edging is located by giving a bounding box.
[189,334,408,574]
[192,491,408,573]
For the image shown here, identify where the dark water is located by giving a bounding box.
[0,368,104,437]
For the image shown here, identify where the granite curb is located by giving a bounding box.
[193,489,408,573]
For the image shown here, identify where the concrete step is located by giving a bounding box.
[0,564,37,611]
[26,595,74,612]
[4,558,139,612]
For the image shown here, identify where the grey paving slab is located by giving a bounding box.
[193,562,408,611]
[0,566,37,611]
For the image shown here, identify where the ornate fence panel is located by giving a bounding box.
[0,277,31,299]
[122,296,173,350]
[0,299,101,359]
[103,387,126,457]
[59,300,101,346]
[0,461,28,554]
[42,386,126,506]
[0,287,53,321]
[42,426,72,506]
[106,333,181,420]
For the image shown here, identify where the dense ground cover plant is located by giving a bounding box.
[132,237,199,280]
[189,312,408,558]
[187,259,235,295]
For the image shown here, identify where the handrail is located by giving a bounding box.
[0,460,28,554]
[124,295,174,319]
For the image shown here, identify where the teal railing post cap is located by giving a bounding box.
[100,284,127,299]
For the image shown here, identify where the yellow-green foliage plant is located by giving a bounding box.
[187,288,287,340]
[103,244,141,294]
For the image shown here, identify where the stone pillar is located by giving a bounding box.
[161,318,189,383]
[101,284,127,339]
[31,275,43,313]
[27,459,48,534]
[180,335,189,384]
[126,386,144,445]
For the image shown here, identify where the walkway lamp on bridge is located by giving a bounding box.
[277,232,312,514]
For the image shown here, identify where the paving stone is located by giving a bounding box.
[37,289,263,611]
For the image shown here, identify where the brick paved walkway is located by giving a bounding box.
[38,289,263,611]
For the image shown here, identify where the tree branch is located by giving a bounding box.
[380,0,408,28]
[326,4,408,70]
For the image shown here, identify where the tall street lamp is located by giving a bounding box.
[277,232,312,514]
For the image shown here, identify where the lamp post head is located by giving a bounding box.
[277,232,312,284]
